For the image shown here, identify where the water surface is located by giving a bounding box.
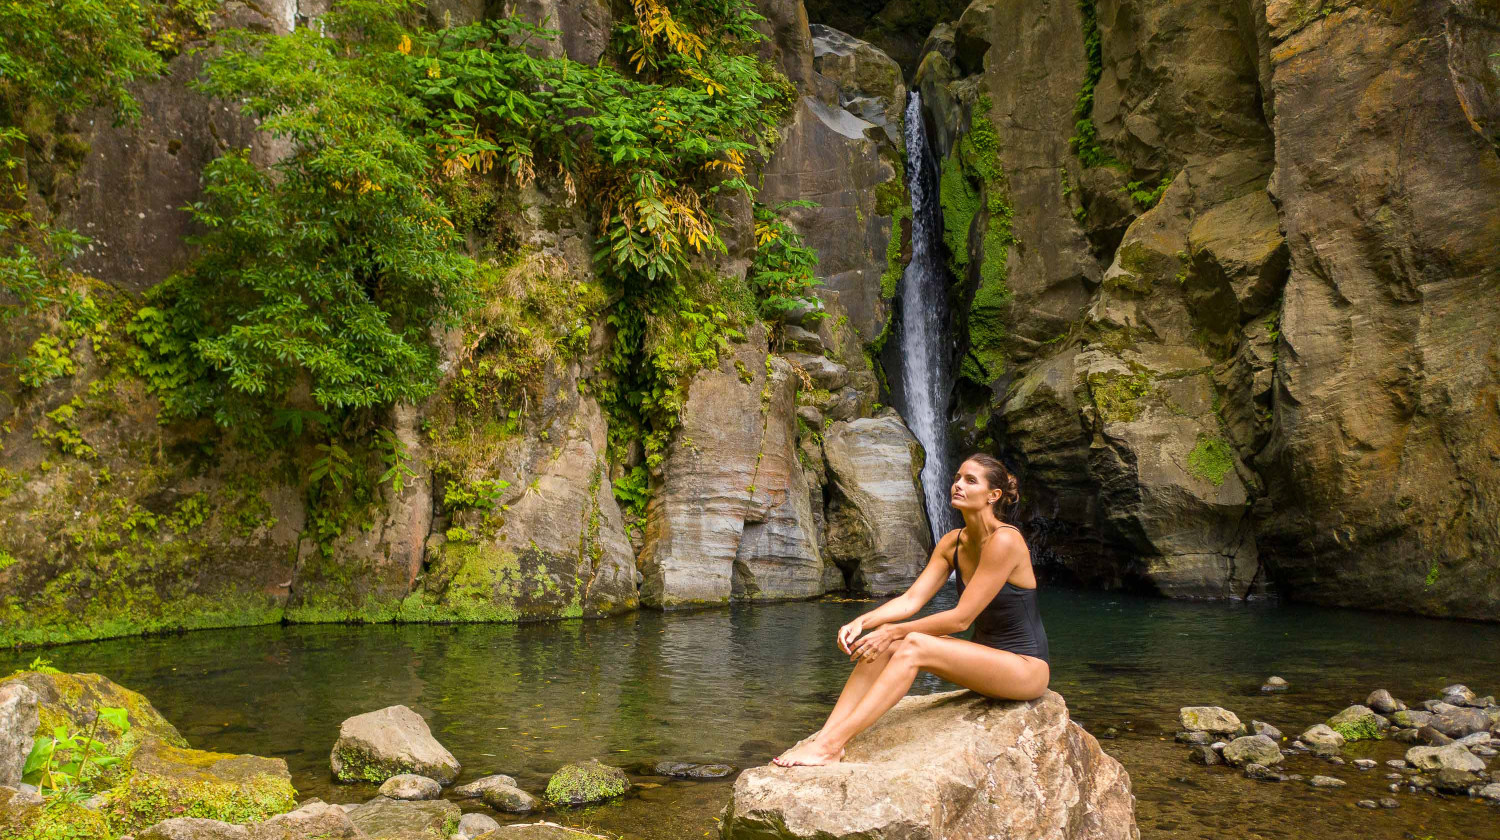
[7,587,1499,839]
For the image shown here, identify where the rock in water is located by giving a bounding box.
[1299,724,1346,755]
[452,774,519,798]
[1405,743,1486,773]
[330,705,460,784]
[545,759,630,805]
[722,690,1137,840]
[1366,689,1404,714]
[474,824,611,839]
[1327,705,1381,741]
[1250,720,1282,740]
[0,683,38,787]
[345,796,460,839]
[1178,706,1242,736]
[1261,677,1288,693]
[654,761,735,779]
[1221,735,1282,767]
[481,782,538,813]
[377,774,441,800]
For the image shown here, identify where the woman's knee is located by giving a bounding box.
[892,632,932,665]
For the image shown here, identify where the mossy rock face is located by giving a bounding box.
[543,759,630,805]
[101,738,298,834]
[0,670,186,751]
[0,785,44,836]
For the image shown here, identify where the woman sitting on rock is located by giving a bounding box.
[773,453,1051,767]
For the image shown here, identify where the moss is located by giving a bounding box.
[28,800,111,840]
[544,760,629,805]
[398,540,524,623]
[331,742,418,784]
[1186,435,1235,486]
[1087,369,1153,423]
[103,748,297,834]
[1329,716,1382,743]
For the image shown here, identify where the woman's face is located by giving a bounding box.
[950,460,997,512]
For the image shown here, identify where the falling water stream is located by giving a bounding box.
[897,92,957,541]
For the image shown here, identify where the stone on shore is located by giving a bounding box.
[1179,706,1242,736]
[544,759,630,805]
[0,683,38,787]
[377,773,441,800]
[1366,689,1405,714]
[345,796,460,838]
[722,690,1136,840]
[1221,735,1282,767]
[1299,724,1345,755]
[138,817,249,840]
[107,738,298,835]
[330,705,460,785]
[1405,743,1486,773]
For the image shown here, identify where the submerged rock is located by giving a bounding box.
[1179,706,1242,736]
[0,684,38,787]
[330,705,460,785]
[474,823,611,839]
[544,759,630,805]
[1308,775,1345,788]
[722,690,1136,840]
[1242,763,1283,782]
[377,773,441,801]
[345,796,460,839]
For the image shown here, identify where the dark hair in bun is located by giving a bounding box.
[964,453,1019,518]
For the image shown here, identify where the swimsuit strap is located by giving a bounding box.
[949,523,1025,583]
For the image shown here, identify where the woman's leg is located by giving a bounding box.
[776,639,907,760]
[774,633,1049,766]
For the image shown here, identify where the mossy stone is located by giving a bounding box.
[544,759,630,805]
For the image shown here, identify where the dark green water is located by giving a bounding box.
[6,587,1500,839]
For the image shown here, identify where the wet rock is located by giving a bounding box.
[1430,708,1490,739]
[1250,720,1282,740]
[345,796,460,839]
[1221,735,1282,768]
[1391,728,1422,745]
[1354,759,1376,770]
[480,782,538,814]
[722,690,1136,839]
[1308,775,1345,788]
[1441,685,1478,706]
[1417,726,1455,746]
[1405,743,1486,773]
[1355,799,1377,809]
[0,683,38,787]
[452,775,518,798]
[139,818,248,840]
[823,417,932,594]
[1188,746,1221,765]
[1174,730,1213,745]
[544,759,630,805]
[1261,677,1288,693]
[1326,757,1345,766]
[1391,710,1434,729]
[653,761,735,779]
[1179,706,1242,736]
[1479,783,1500,802]
[1299,724,1345,755]
[1386,759,1408,769]
[457,812,502,839]
[247,800,362,840]
[1366,689,1405,714]
[1434,768,1481,793]
[330,705,460,785]
[1379,797,1400,809]
[1327,705,1381,742]
[1456,731,1492,747]
[377,774,441,801]
[1242,763,1283,781]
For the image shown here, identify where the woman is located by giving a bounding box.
[772,453,1050,767]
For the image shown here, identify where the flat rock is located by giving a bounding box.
[653,761,735,779]
[1353,759,1376,770]
[722,690,1136,840]
[544,759,630,805]
[1179,706,1242,735]
[330,705,460,785]
[378,774,441,801]
[1221,735,1282,767]
[139,817,249,840]
[1405,743,1486,772]
[1308,775,1345,788]
[346,796,460,839]
[452,774,519,798]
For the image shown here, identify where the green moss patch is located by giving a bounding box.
[1087,370,1154,423]
[103,739,297,834]
[545,759,630,806]
[1186,436,1235,486]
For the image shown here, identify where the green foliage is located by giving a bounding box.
[612,465,652,527]
[1125,174,1172,210]
[1069,0,1120,168]
[749,201,822,322]
[23,706,130,794]
[1186,435,1235,485]
[443,477,512,512]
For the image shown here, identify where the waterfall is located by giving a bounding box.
[897,92,957,543]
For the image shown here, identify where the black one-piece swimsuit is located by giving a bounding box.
[949,527,1051,664]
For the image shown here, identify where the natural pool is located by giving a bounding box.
[6,586,1499,839]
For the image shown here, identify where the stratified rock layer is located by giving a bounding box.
[722,690,1137,840]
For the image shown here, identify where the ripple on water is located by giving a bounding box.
[5,586,1500,839]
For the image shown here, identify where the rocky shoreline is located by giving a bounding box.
[1176,681,1500,808]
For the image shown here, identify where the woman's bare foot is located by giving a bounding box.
[771,738,844,767]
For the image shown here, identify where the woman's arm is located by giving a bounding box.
[835,531,958,653]
[850,528,1024,656]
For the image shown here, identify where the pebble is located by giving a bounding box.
[1355,799,1378,809]
[1309,775,1346,788]
[1385,759,1408,769]
[1379,797,1400,809]
[1354,759,1376,770]
[1243,763,1283,782]
[1261,676,1289,692]
[1327,756,1345,765]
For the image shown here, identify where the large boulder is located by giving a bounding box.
[330,706,460,785]
[823,416,933,593]
[0,683,38,786]
[102,738,298,835]
[722,690,1137,840]
[544,759,630,805]
[0,670,187,750]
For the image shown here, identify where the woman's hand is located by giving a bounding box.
[849,624,904,662]
[836,618,865,655]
